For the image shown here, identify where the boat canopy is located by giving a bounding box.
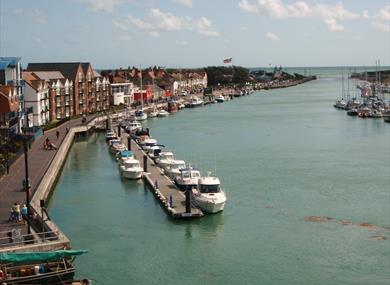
[0,250,88,263]
[119,150,132,157]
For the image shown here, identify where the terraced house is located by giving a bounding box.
[0,57,25,140]
[27,62,110,117]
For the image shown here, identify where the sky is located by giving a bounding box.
[0,0,389,69]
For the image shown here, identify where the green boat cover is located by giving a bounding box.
[0,250,88,263]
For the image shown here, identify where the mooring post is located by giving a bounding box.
[185,187,192,213]
[117,125,121,138]
[127,136,131,150]
[143,155,147,172]
[169,192,173,208]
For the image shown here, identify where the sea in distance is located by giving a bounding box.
[49,67,390,285]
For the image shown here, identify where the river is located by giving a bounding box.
[49,68,390,285]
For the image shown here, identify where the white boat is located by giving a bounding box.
[119,157,143,179]
[125,120,142,133]
[163,160,186,179]
[189,96,204,107]
[157,110,170,117]
[174,167,201,191]
[105,130,117,140]
[116,150,133,164]
[192,174,227,213]
[109,139,127,154]
[147,145,162,158]
[215,94,225,103]
[148,105,158,118]
[178,103,185,109]
[334,99,347,109]
[135,110,148,121]
[141,138,158,152]
[155,151,175,168]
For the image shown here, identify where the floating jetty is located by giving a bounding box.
[115,127,204,219]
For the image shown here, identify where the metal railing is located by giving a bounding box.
[0,229,60,248]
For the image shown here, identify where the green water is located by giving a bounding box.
[50,70,390,285]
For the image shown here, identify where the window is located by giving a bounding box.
[66,107,70,117]
[65,86,69,94]
[56,97,61,107]
[96,82,100,91]
[56,87,60,96]
[56,108,61,119]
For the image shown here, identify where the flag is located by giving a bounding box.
[223,57,232,64]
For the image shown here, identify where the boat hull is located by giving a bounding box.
[4,268,75,285]
[193,197,225,213]
[121,169,143,179]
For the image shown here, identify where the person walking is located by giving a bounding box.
[56,130,59,139]
[12,202,21,222]
[21,204,28,223]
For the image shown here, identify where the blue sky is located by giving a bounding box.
[0,0,389,68]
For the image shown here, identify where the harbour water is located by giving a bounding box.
[49,68,390,285]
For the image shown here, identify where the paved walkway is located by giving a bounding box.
[0,118,86,235]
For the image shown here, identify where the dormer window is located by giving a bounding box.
[78,72,83,82]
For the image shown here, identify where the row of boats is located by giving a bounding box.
[334,97,390,122]
[105,126,227,214]
[132,94,230,122]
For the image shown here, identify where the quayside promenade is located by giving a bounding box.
[0,116,97,251]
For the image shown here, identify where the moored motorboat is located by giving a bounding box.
[109,139,127,154]
[174,166,201,191]
[105,130,117,141]
[155,151,175,168]
[189,96,204,108]
[163,160,186,179]
[119,157,143,179]
[192,174,227,213]
[125,120,142,133]
[334,99,347,110]
[141,138,158,152]
[157,110,170,117]
[135,109,148,121]
[215,94,225,103]
[116,150,133,163]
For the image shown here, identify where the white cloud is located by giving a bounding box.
[171,0,193,8]
[376,5,390,21]
[127,15,155,30]
[149,8,219,36]
[323,18,343,31]
[176,40,189,45]
[113,8,219,37]
[238,0,259,14]
[150,8,185,31]
[240,0,362,32]
[197,17,220,36]
[372,5,390,32]
[78,0,124,12]
[265,31,279,40]
[258,0,311,18]
[362,10,369,19]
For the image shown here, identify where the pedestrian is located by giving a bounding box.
[42,128,45,135]
[12,202,21,222]
[21,204,28,222]
[66,127,69,134]
[56,130,59,139]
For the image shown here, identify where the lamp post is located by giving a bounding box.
[23,108,31,235]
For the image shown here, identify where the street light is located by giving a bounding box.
[23,107,32,236]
